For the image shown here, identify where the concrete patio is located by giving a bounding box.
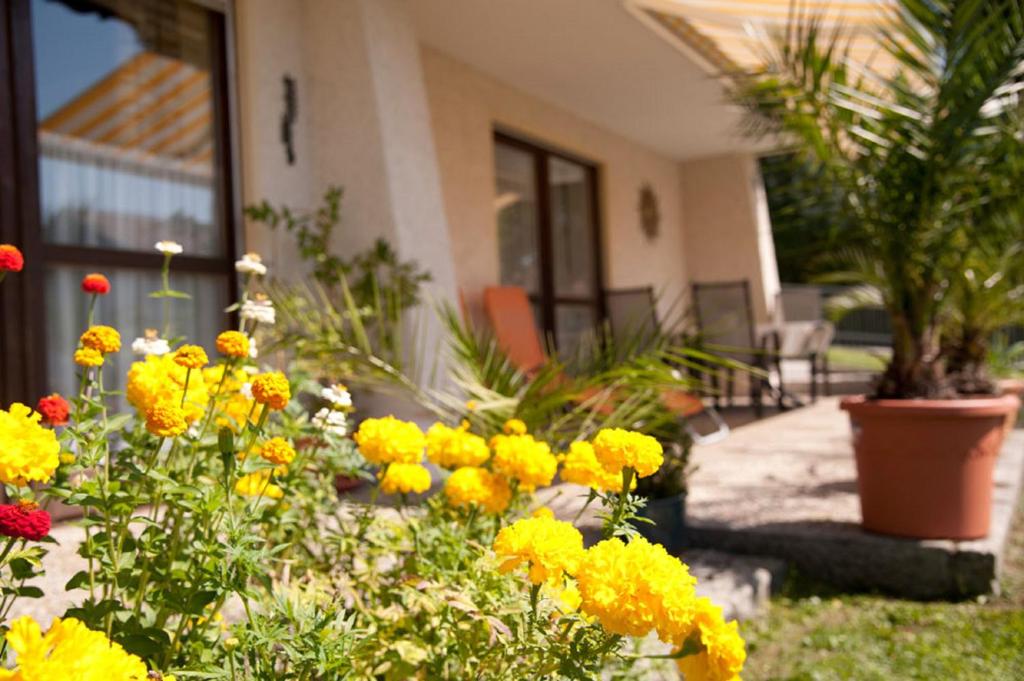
[685,396,1024,599]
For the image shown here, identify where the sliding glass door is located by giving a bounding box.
[493,132,603,352]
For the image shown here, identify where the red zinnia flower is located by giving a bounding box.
[0,501,51,541]
[36,393,70,426]
[0,244,24,272]
[81,272,110,295]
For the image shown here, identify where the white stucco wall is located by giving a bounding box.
[234,0,316,279]
[420,46,690,325]
[680,153,780,325]
[234,0,457,304]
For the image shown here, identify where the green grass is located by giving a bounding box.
[741,499,1024,680]
[826,346,890,372]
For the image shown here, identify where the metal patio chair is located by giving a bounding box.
[691,280,800,416]
[604,286,729,445]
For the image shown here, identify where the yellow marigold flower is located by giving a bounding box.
[0,615,155,680]
[202,366,254,432]
[173,344,209,369]
[215,330,250,358]
[531,506,555,519]
[493,516,585,585]
[235,470,284,499]
[73,347,104,367]
[592,428,664,479]
[426,421,490,469]
[543,581,588,618]
[0,403,60,486]
[503,418,527,435]
[79,325,121,354]
[59,453,77,466]
[127,354,209,425]
[675,597,746,681]
[379,462,432,495]
[444,466,511,514]
[259,437,296,466]
[145,403,188,437]
[354,416,425,465]
[250,371,290,410]
[465,399,479,411]
[576,536,697,641]
[561,441,636,493]
[490,433,558,491]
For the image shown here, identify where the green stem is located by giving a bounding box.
[604,467,635,539]
[86,293,98,327]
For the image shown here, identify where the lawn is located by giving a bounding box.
[741,498,1024,680]
[825,345,890,372]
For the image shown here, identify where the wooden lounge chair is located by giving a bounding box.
[483,285,729,445]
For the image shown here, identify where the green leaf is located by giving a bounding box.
[149,290,192,299]
[66,570,92,591]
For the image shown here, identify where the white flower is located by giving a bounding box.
[241,298,276,325]
[248,337,259,359]
[155,240,183,255]
[320,384,352,409]
[235,252,267,276]
[241,382,253,400]
[131,331,170,356]
[312,407,348,436]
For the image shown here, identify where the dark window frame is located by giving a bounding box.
[0,0,240,404]
[493,129,605,349]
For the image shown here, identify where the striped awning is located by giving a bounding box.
[39,51,213,179]
[630,0,897,75]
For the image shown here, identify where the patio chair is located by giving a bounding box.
[776,287,835,400]
[604,286,729,445]
[690,280,800,416]
[483,285,729,445]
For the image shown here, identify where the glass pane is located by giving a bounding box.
[45,265,230,402]
[555,304,597,355]
[32,0,224,256]
[548,157,596,298]
[495,142,540,294]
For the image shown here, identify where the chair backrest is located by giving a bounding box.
[604,287,659,348]
[691,280,757,361]
[483,286,547,372]
[779,286,823,323]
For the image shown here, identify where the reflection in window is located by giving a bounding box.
[495,142,540,295]
[45,265,229,401]
[33,0,222,256]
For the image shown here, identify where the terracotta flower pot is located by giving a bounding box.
[841,394,1019,540]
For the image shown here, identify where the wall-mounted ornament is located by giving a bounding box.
[639,182,660,240]
[281,74,297,165]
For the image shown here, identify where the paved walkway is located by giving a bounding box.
[686,397,1024,598]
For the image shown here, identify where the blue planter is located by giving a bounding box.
[638,492,687,553]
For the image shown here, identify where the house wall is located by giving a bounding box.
[233,0,457,305]
[680,153,780,325]
[234,2,779,336]
[420,46,690,325]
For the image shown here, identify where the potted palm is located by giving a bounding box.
[735,0,1024,539]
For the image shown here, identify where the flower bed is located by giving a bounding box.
[0,242,744,679]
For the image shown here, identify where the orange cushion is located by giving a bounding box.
[483,286,547,373]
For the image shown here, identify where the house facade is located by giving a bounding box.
[0,0,780,403]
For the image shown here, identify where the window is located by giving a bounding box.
[493,132,604,352]
[0,0,237,404]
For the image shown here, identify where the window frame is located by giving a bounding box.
[493,129,605,350]
[0,0,241,404]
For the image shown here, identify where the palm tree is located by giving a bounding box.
[734,0,1024,398]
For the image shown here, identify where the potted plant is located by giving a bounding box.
[735,0,1024,539]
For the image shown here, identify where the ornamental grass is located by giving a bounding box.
[0,243,744,679]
